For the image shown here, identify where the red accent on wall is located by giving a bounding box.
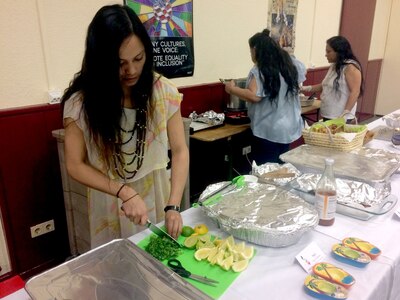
[0,104,70,280]
[362,59,382,115]
[340,0,377,119]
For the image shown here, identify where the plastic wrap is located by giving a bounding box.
[25,239,212,300]
[199,182,318,247]
[290,173,396,215]
[280,145,400,187]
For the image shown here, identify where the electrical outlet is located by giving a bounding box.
[48,90,62,104]
[30,219,55,238]
[242,145,251,155]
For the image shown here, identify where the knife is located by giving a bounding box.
[146,220,181,247]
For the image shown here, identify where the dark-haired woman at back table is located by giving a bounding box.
[302,36,363,123]
[224,29,304,164]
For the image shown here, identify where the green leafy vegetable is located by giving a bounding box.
[145,236,181,261]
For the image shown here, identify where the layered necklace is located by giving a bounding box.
[113,107,147,180]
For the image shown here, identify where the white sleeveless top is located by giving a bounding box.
[320,59,360,120]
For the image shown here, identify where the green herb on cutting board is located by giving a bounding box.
[145,235,181,261]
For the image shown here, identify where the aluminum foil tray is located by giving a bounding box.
[251,162,301,186]
[199,182,318,247]
[280,144,400,186]
[290,173,397,216]
[25,239,212,300]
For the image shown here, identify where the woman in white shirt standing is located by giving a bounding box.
[302,36,363,123]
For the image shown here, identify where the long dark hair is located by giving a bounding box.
[327,36,364,95]
[61,4,155,174]
[248,30,299,102]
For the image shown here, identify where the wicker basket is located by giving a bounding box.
[302,118,367,151]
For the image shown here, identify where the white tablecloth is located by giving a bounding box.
[130,114,400,300]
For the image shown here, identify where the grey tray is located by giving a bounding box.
[280,144,400,186]
[25,239,212,300]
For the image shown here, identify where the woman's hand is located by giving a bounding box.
[224,80,236,94]
[121,194,148,226]
[165,210,182,239]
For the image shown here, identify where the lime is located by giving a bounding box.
[181,225,194,237]
[183,235,199,249]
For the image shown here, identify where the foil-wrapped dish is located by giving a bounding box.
[382,113,400,128]
[199,182,318,247]
[25,239,212,300]
[289,173,396,215]
[252,162,301,186]
[280,144,400,188]
[189,110,224,126]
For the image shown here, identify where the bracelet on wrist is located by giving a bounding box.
[122,192,139,204]
[164,205,180,213]
[116,183,126,198]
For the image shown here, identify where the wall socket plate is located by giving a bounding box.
[30,219,55,238]
[242,145,251,155]
[48,90,62,104]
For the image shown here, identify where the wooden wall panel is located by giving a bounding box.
[362,59,382,116]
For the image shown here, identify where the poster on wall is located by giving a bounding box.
[267,0,298,54]
[126,0,194,78]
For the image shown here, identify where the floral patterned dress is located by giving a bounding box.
[63,75,182,248]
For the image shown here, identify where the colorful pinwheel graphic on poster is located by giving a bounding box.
[126,0,194,78]
[268,0,298,54]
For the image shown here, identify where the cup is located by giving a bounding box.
[391,128,400,148]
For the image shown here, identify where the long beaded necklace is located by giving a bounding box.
[113,108,147,180]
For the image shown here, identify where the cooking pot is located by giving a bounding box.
[224,78,248,111]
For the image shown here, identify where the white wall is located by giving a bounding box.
[0,0,343,109]
[3,0,396,111]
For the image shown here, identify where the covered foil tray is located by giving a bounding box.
[290,173,397,217]
[199,182,318,247]
[251,162,301,186]
[25,239,212,300]
[280,144,400,186]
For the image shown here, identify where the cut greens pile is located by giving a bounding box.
[145,235,181,261]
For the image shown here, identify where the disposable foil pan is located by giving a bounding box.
[199,182,318,247]
[25,239,212,300]
[280,144,400,187]
[251,162,301,186]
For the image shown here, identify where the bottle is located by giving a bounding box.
[315,158,337,226]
